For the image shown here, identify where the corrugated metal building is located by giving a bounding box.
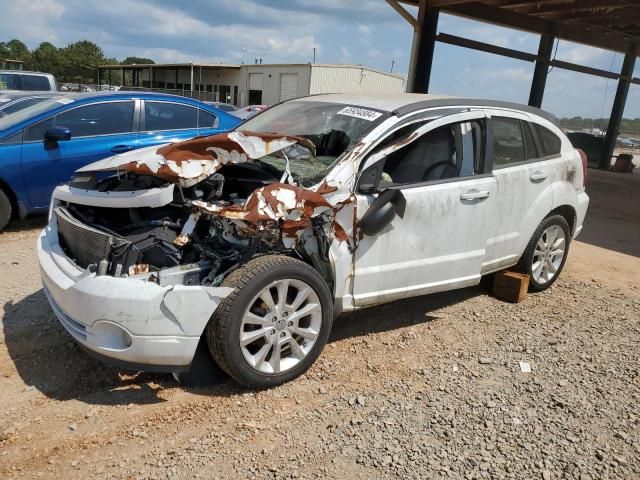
[97,63,405,107]
[242,64,405,106]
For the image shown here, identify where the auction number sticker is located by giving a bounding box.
[337,106,383,121]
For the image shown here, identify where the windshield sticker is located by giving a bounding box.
[337,106,383,121]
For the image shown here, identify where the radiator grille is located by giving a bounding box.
[55,207,114,268]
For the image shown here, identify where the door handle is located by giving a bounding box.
[460,189,490,201]
[111,144,135,154]
[530,171,547,182]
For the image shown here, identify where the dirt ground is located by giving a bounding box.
[0,169,638,479]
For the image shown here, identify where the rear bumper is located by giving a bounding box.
[573,190,590,239]
[38,219,232,371]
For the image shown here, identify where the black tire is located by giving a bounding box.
[206,255,333,388]
[517,214,571,292]
[0,189,12,232]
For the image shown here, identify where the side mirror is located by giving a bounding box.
[45,126,71,142]
[359,189,406,236]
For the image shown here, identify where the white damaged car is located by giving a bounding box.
[38,94,589,388]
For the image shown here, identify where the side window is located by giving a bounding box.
[25,116,55,142]
[493,117,526,167]
[0,131,23,145]
[379,120,483,186]
[534,124,562,157]
[0,74,20,90]
[197,109,219,129]
[55,102,135,137]
[145,102,198,131]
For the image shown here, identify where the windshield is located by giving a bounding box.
[237,101,387,186]
[0,96,71,131]
[0,97,50,115]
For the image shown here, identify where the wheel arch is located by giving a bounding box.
[549,204,577,236]
[0,177,19,220]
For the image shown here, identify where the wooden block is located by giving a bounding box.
[492,271,529,303]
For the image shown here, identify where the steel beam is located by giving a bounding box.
[437,32,537,62]
[529,34,555,108]
[411,5,440,93]
[601,47,637,170]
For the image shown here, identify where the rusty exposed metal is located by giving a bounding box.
[128,264,149,275]
[192,181,355,249]
[85,131,316,188]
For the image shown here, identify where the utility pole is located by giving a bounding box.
[313,47,316,63]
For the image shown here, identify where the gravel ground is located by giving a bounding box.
[0,170,638,479]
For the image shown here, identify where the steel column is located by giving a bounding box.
[529,33,555,108]
[601,47,637,170]
[410,5,440,93]
[190,65,194,97]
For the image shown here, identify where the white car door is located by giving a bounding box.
[480,113,556,274]
[352,111,497,307]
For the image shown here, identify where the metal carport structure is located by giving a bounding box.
[387,0,640,169]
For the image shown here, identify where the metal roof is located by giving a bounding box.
[400,0,640,54]
[98,63,241,69]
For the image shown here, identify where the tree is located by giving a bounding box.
[32,42,60,75]
[59,40,106,83]
[1,39,32,67]
[121,56,155,65]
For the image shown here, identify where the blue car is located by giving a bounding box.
[0,91,241,230]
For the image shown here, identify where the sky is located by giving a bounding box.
[1,0,639,118]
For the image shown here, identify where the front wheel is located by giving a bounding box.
[518,214,571,292]
[206,255,333,388]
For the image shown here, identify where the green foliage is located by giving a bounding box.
[559,117,640,137]
[121,57,155,65]
[1,38,154,85]
[3,39,32,63]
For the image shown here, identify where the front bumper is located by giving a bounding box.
[38,219,232,372]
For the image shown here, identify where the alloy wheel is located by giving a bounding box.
[239,279,322,374]
[532,225,566,284]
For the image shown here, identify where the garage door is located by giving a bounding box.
[249,73,263,91]
[279,73,298,101]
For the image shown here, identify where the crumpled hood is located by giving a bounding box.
[76,131,316,188]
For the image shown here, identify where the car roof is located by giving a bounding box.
[0,70,54,76]
[0,90,66,100]
[296,93,558,125]
[65,90,206,102]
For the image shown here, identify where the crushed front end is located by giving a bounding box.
[38,131,354,371]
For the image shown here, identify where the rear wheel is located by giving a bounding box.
[206,255,333,388]
[518,214,570,292]
[0,189,12,232]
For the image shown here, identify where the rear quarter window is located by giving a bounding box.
[21,75,52,91]
[534,124,562,157]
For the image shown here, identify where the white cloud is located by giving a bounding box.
[367,48,380,59]
[0,0,65,44]
[340,46,352,63]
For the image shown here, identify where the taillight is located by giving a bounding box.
[576,149,588,187]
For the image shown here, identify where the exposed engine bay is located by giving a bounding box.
[54,132,355,290]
